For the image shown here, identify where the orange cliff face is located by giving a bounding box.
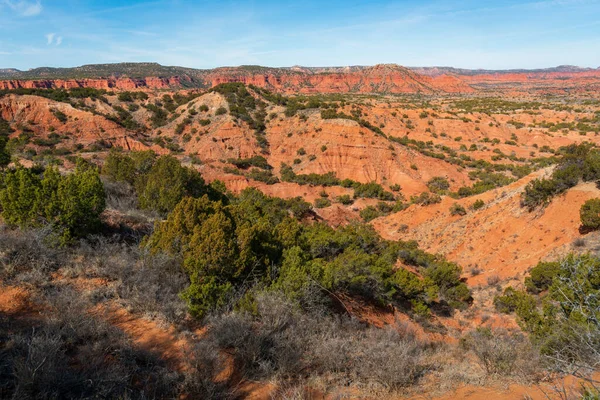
[2,64,600,94]
[0,65,476,94]
[205,64,475,94]
[0,76,185,90]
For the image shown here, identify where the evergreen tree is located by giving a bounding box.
[102,149,137,184]
[0,163,105,244]
[0,135,10,169]
[0,167,40,227]
[138,155,206,215]
[54,164,106,241]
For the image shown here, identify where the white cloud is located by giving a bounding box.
[3,0,42,17]
[45,33,63,46]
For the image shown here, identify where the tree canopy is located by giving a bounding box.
[0,161,105,243]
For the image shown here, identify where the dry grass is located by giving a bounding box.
[0,225,556,398]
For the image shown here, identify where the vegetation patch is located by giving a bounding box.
[210,83,269,151]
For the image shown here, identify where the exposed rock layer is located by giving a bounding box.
[3,63,599,94]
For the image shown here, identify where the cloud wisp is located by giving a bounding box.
[3,0,42,16]
[45,33,63,46]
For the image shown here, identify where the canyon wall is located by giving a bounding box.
[2,64,600,94]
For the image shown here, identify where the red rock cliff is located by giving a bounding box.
[2,64,600,94]
[0,76,184,90]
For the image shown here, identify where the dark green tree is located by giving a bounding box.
[0,135,10,169]
[53,163,106,241]
[102,149,137,184]
[0,167,40,227]
[0,163,105,243]
[138,155,206,215]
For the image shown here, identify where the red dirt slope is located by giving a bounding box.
[373,170,600,285]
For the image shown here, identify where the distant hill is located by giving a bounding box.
[1,62,599,94]
[0,63,296,80]
[410,65,600,76]
[1,62,597,80]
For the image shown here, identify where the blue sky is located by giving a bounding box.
[1,0,599,70]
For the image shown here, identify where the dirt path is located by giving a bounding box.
[411,375,594,400]
[98,305,192,372]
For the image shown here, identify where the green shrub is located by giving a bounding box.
[470,199,485,210]
[411,192,441,206]
[280,163,341,186]
[580,198,600,230]
[118,92,134,102]
[450,203,466,216]
[360,206,382,222]
[376,201,394,213]
[117,91,148,102]
[247,169,279,185]
[146,190,299,317]
[521,178,558,210]
[427,177,450,194]
[335,194,354,205]
[102,149,157,195]
[227,155,272,170]
[52,109,68,123]
[524,261,560,293]
[424,261,470,308]
[146,104,169,127]
[353,182,395,201]
[582,150,600,181]
[314,198,331,209]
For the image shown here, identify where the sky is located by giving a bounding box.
[1,0,599,70]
